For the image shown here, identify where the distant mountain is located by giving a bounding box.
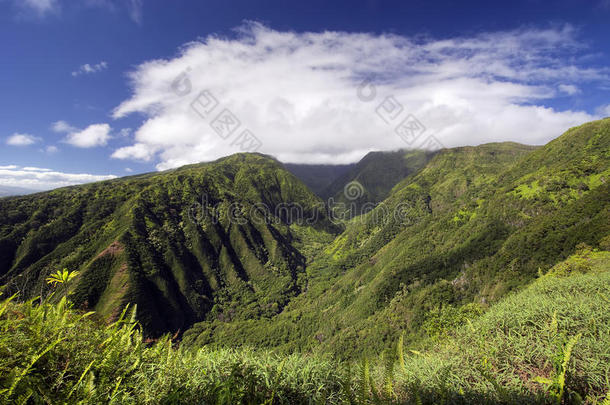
[322,150,435,216]
[0,185,38,197]
[284,150,435,210]
[283,163,354,198]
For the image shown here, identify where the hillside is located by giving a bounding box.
[2,245,608,404]
[0,154,337,335]
[183,119,610,360]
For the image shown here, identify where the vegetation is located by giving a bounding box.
[184,120,609,360]
[1,248,609,404]
[0,153,337,335]
[1,118,609,403]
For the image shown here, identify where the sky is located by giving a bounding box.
[1,0,610,191]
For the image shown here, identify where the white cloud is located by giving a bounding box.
[45,145,59,154]
[51,120,78,133]
[53,120,112,148]
[72,61,108,77]
[6,133,41,146]
[558,84,581,95]
[125,167,133,173]
[111,142,156,161]
[63,123,111,148]
[22,167,52,172]
[112,23,609,167]
[0,166,117,191]
[16,0,58,17]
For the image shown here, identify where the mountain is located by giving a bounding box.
[183,119,610,359]
[1,118,609,404]
[4,246,609,403]
[0,153,337,335]
[283,163,355,197]
[1,118,609,357]
[322,150,435,217]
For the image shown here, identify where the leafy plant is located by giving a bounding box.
[45,268,79,287]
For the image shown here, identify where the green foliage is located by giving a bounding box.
[184,119,609,360]
[45,268,79,287]
[0,294,346,404]
[0,153,337,336]
[534,333,582,404]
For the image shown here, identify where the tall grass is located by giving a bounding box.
[1,254,609,404]
[0,292,345,404]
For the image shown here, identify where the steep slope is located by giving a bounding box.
[390,246,610,404]
[0,154,337,335]
[183,119,610,359]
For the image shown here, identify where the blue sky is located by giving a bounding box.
[1,0,610,190]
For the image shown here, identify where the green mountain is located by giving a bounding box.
[283,162,355,197]
[1,118,609,360]
[183,119,610,360]
[0,153,337,335]
[322,150,435,217]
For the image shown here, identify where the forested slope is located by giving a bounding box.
[0,154,337,335]
[184,119,610,359]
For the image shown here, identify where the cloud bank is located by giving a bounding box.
[0,166,117,191]
[112,23,608,168]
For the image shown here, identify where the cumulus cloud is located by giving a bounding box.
[64,124,111,147]
[72,61,108,77]
[0,166,117,191]
[112,23,609,167]
[6,133,41,146]
[51,120,78,133]
[53,121,112,148]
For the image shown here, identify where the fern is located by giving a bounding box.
[535,333,582,404]
[6,337,64,399]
